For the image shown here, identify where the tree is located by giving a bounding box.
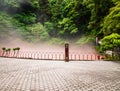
[58,18,78,37]
[13,48,16,57]
[49,0,63,22]
[2,47,6,56]
[62,0,90,34]
[100,33,120,51]
[7,48,11,57]
[16,47,20,57]
[26,23,50,41]
[14,13,36,25]
[84,0,113,35]
[101,1,120,35]
[5,49,9,57]
[38,0,52,24]
[44,22,54,36]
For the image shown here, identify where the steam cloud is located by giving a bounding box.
[0,0,97,54]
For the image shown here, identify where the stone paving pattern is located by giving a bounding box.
[0,58,120,91]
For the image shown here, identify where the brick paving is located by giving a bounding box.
[0,58,120,91]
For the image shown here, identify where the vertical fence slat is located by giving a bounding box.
[0,50,103,61]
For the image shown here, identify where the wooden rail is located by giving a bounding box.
[0,50,102,61]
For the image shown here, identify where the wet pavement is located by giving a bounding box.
[0,58,120,91]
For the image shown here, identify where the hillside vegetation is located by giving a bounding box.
[0,0,120,50]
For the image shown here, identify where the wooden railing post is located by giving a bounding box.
[65,43,69,62]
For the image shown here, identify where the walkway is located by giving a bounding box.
[0,58,120,91]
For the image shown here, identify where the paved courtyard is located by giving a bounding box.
[0,58,120,91]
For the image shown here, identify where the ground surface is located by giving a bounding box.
[0,58,120,91]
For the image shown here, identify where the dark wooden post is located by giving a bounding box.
[65,43,69,62]
[96,37,98,46]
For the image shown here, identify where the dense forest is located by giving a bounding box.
[0,0,120,53]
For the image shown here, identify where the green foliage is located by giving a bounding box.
[0,12,14,27]
[0,12,20,38]
[85,0,113,35]
[4,0,19,7]
[49,0,63,21]
[14,13,36,25]
[2,47,6,51]
[0,0,120,46]
[3,0,40,9]
[100,33,120,51]
[16,47,20,51]
[48,38,66,45]
[101,1,120,35]
[58,18,78,36]
[44,22,54,36]
[38,0,52,23]
[62,0,90,34]
[2,48,11,52]
[13,48,16,51]
[30,0,40,9]
[7,48,11,51]
[76,36,94,45]
[26,23,50,41]
[13,47,20,51]
[63,0,79,19]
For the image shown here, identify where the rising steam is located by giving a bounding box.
[0,0,97,54]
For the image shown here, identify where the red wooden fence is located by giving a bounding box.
[0,50,102,61]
